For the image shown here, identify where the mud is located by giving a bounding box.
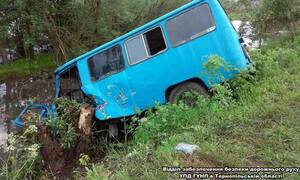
[0,76,55,159]
[0,76,105,178]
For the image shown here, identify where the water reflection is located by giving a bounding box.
[0,83,8,150]
[0,83,6,98]
[0,77,55,152]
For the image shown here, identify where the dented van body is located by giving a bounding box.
[16,0,251,126]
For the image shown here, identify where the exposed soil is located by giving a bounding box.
[0,76,106,178]
[0,76,55,159]
[38,125,105,178]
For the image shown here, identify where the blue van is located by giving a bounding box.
[15,0,250,133]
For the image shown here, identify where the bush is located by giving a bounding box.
[87,33,300,179]
[86,164,109,180]
[1,98,82,179]
[48,98,81,150]
[0,126,42,179]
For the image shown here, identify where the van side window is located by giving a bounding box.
[126,26,167,65]
[125,35,148,65]
[88,45,124,82]
[167,4,215,47]
[144,27,167,56]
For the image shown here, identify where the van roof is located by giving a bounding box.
[55,0,205,75]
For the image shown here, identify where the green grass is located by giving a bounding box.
[85,32,300,179]
[0,54,56,81]
[229,12,242,20]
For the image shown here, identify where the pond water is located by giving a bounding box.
[0,77,55,155]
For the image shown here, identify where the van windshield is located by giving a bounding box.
[88,45,125,82]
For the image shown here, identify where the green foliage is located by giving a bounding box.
[0,98,86,179]
[202,55,229,75]
[202,55,234,85]
[86,164,109,180]
[50,117,79,149]
[0,125,42,179]
[0,0,189,64]
[49,98,81,149]
[0,98,83,179]
[0,0,45,58]
[0,53,55,81]
[251,0,300,43]
[219,0,253,20]
[79,154,90,167]
[60,126,78,150]
[55,98,81,127]
[86,31,300,179]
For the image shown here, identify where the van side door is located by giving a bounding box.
[124,26,171,110]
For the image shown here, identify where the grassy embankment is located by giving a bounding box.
[85,31,300,179]
[1,29,299,180]
[0,54,56,81]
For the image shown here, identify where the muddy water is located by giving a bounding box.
[0,77,55,155]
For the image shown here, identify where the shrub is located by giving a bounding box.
[1,98,82,179]
[90,33,300,179]
[0,126,42,179]
[48,98,81,150]
[86,164,109,180]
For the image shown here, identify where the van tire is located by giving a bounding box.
[168,82,208,105]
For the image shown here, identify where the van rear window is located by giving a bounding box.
[167,4,215,47]
[88,45,125,82]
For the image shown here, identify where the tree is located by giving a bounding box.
[0,0,190,64]
[252,0,299,44]
[0,0,48,59]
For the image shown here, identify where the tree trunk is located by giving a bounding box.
[43,13,68,65]
[0,48,8,64]
[94,0,101,25]
[15,31,26,58]
[13,16,26,58]
[78,104,94,137]
[286,20,296,40]
[24,45,34,60]
[24,9,34,60]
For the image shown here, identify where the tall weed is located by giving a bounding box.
[88,33,300,179]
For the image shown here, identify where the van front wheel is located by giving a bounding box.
[168,82,208,106]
